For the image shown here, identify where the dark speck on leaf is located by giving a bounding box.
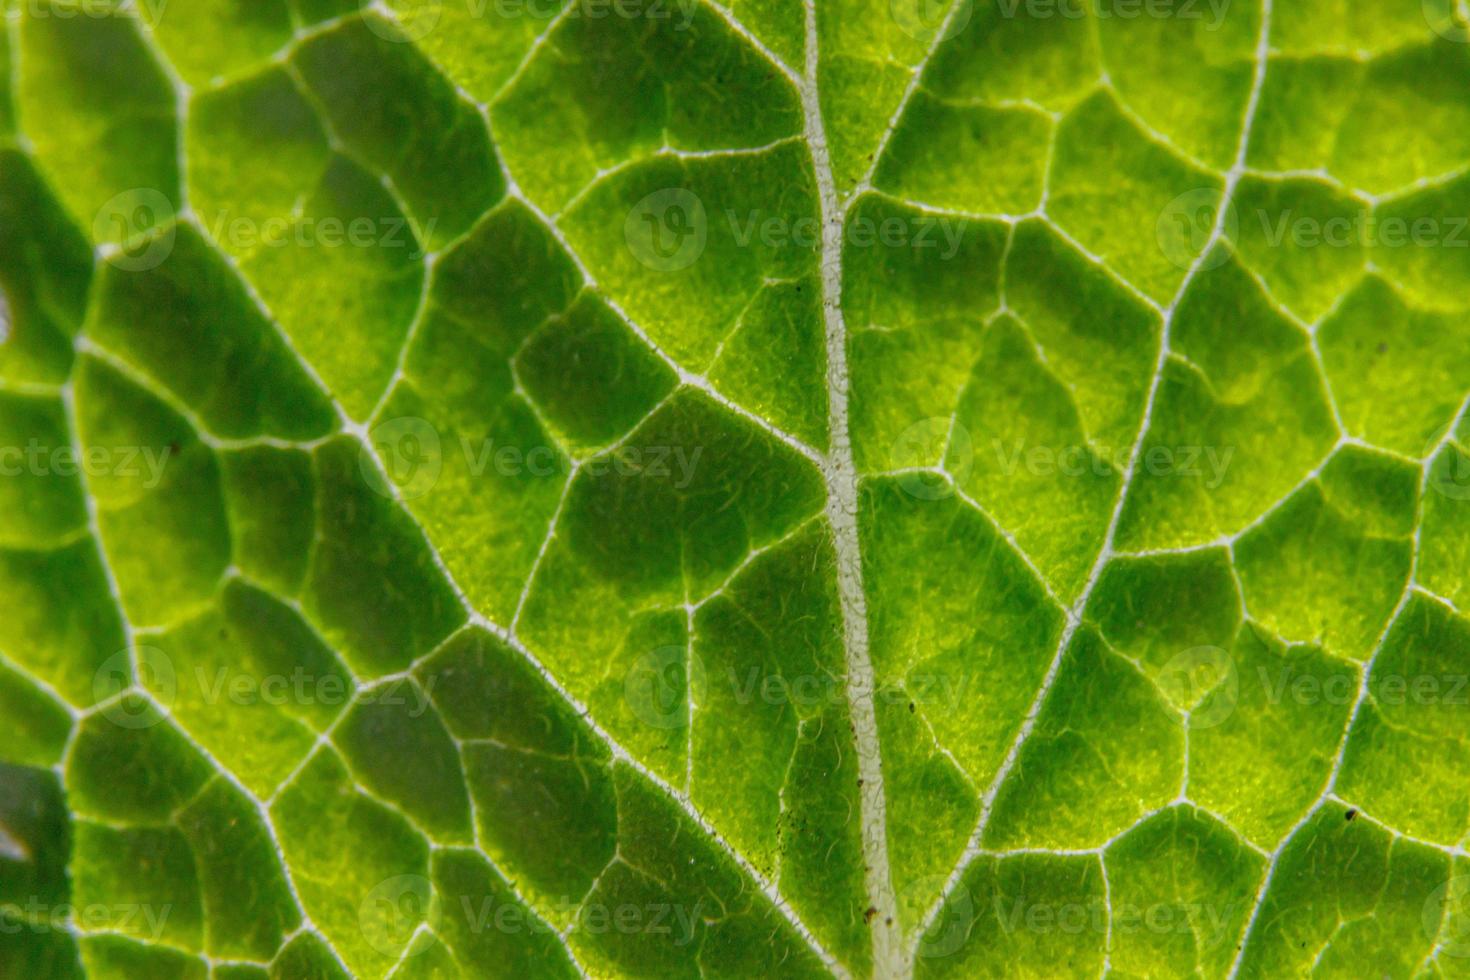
[1346,808,1357,821]
[864,907,877,924]
[908,702,915,713]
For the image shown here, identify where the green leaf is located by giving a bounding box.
[1,0,1468,977]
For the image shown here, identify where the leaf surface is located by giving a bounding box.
[1,1,1469,977]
